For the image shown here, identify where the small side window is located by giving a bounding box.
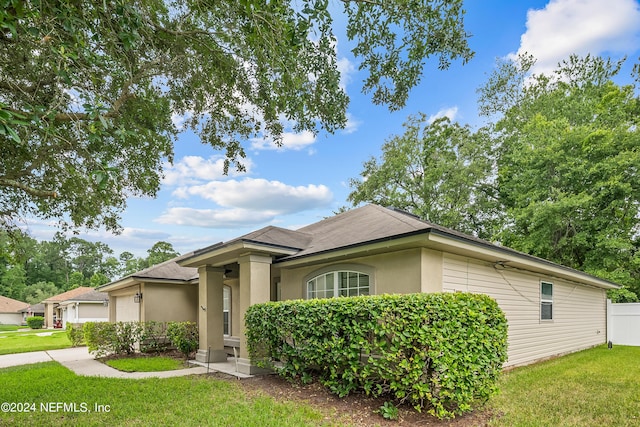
[540,282,553,321]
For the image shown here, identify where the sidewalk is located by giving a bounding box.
[0,347,218,379]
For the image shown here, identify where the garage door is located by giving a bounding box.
[115,295,139,322]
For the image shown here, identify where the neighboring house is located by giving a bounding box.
[0,295,29,325]
[42,287,95,328]
[19,303,45,324]
[58,289,109,328]
[99,256,198,324]
[101,204,619,374]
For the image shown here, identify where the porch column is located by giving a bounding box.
[195,266,227,363]
[237,253,272,375]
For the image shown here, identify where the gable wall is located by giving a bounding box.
[442,253,607,366]
[278,248,428,300]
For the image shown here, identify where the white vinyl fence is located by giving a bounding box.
[607,300,640,346]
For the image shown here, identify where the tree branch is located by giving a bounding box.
[0,178,57,198]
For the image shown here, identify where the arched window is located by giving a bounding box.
[307,270,370,299]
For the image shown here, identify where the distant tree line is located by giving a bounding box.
[0,231,179,304]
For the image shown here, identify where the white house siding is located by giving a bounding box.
[0,313,23,325]
[442,253,607,367]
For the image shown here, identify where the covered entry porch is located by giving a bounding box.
[179,237,299,375]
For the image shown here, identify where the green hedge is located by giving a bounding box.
[66,323,85,346]
[246,293,508,419]
[26,316,44,329]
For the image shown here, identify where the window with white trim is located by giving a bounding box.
[307,271,370,299]
[540,281,553,321]
[223,285,231,335]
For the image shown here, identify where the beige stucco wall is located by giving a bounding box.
[442,253,607,367]
[143,283,198,323]
[278,248,440,300]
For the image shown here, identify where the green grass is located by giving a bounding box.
[0,325,20,332]
[489,345,640,426]
[0,362,335,426]
[0,330,71,355]
[105,356,186,372]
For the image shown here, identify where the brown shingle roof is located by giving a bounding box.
[0,295,29,313]
[43,287,94,303]
[60,289,108,303]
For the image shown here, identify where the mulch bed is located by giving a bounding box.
[214,372,498,426]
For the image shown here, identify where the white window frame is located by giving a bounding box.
[540,281,553,321]
[305,269,372,299]
[223,285,231,336]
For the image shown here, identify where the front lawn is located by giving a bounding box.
[489,345,640,426]
[0,325,20,332]
[105,356,187,372]
[0,362,337,426]
[0,330,71,355]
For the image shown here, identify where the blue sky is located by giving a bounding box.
[22,0,640,258]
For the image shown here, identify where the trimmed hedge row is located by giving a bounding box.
[83,321,197,358]
[246,292,508,419]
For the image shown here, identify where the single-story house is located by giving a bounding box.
[58,289,109,328]
[42,287,95,328]
[99,256,199,324]
[0,295,29,325]
[19,303,45,324]
[100,204,619,374]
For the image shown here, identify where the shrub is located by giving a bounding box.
[139,321,170,353]
[66,323,85,346]
[167,321,199,359]
[83,321,142,357]
[26,316,44,329]
[246,293,508,419]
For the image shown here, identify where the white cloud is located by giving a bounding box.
[341,113,361,134]
[427,106,459,124]
[160,178,333,228]
[250,130,317,151]
[173,178,333,212]
[155,207,278,228]
[337,56,356,90]
[171,111,194,131]
[513,0,640,75]
[163,155,252,186]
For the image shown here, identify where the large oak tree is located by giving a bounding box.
[0,0,473,231]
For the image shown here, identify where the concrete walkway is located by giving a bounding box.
[0,347,248,379]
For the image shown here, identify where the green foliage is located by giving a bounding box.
[348,115,499,238]
[376,401,399,420]
[166,321,199,360]
[246,293,508,419]
[25,316,44,329]
[0,0,472,233]
[84,321,196,358]
[139,320,170,353]
[607,287,639,303]
[83,321,141,357]
[479,54,640,290]
[65,323,85,347]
